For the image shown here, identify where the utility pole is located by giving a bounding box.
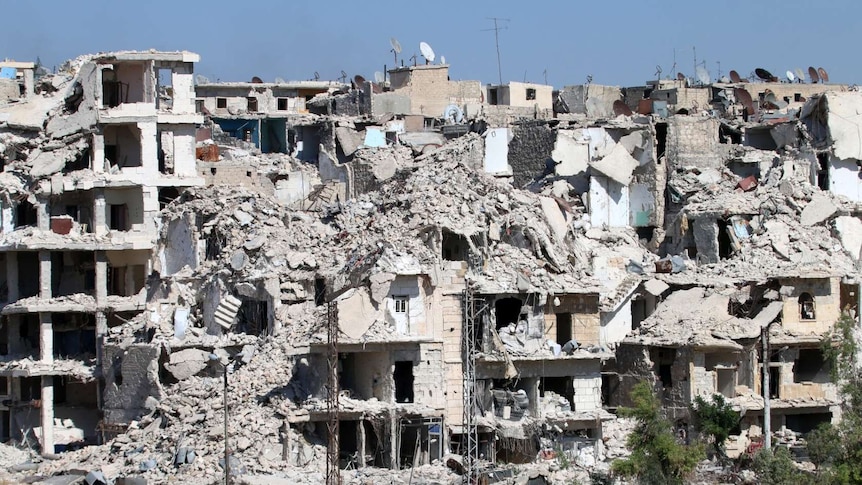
[762,326,771,451]
[483,17,509,86]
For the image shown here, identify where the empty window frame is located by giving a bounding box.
[247,97,258,112]
[799,292,816,320]
[525,88,537,101]
[277,98,289,111]
[216,98,227,109]
[393,295,409,314]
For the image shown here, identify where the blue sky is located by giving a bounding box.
[2,0,858,88]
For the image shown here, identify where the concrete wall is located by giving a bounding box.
[779,277,840,335]
[589,176,629,228]
[102,344,163,424]
[829,157,862,202]
[492,82,553,111]
[483,128,511,175]
[508,123,555,187]
[600,294,633,346]
[104,187,145,232]
[385,275,426,335]
[667,116,723,170]
[544,294,601,346]
[388,65,451,117]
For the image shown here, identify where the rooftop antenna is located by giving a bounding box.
[670,49,677,80]
[655,65,663,81]
[390,37,402,66]
[543,69,548,85]
[314,71,320,81]
[409,54,417,67]
[716,61,721,80]
[482,17,509,85]
[692,46,697,82]
[419,41,436,64]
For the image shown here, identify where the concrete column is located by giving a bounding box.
[139,122,159,177]
[95,311,108,366]
[93,189,106,236]
[389,412,398,470]
[36,200,49,232]
[39,312,52,363]
[23,69,34,97]
[92,133,105,173]
[40,375,54,455]
[6,251,18,303]
[357,420,366,469]
[95,251,108,304]
[38,251,51,299]
[1,203,14,233]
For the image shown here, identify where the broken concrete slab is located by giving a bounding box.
[335,288,378,339]
[164,348,210,381]
[589,143,638,186]
[834,215,862,260]
[551,130,588,176]
[643,279,669,296]
[800,194,838,226]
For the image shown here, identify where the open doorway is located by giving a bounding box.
[495,297,523,329]
[393,361,414,403]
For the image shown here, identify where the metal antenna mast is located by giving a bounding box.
[326,302,341,485]
[483,17,509,85]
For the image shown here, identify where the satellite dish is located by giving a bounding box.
[419,41,435,63]
[353,74,367,87]
[695,66,711,85]
[720,76,730,83]
[786,70,795,83]
[440,55,446,65]
[734,88,755,114]
[314,71,320,81]
[613,100,633,116]
[194,74,209,85]
[373,71,384,83]
[762,89,788,110]
[795,68,805,83]
[729,70,742,83]
[818,67,829,83]
[755,68,775,82]
[390,37,402,65]
[275,77,285,84]
[808,67,820,83]
[251,76,263,83]
[676,72,686,81]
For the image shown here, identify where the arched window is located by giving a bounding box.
[799,293,816,320]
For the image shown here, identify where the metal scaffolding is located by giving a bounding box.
[462,286,486,483]
[326,302,341,485]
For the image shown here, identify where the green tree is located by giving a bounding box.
[753,447,807,485]
[691,393,740,460]
[611,381,704,484]
[807,313,862,483]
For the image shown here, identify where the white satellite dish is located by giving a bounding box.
[795,68,805,83]
[785,70,795,83]
[390,37,402,65]
[695,66,711,85]
[440,55,446,65]
[419,41,435,64]
[275,77,286,84]
[194,74,210,85]
[374,71,384,83]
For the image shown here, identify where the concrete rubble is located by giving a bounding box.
[0,48,861,483]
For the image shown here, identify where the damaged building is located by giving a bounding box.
[1,47,862,485]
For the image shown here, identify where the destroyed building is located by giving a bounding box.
[1,49,862,484]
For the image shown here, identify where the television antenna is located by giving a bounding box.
[482,17,509,85]
[419,42,435,64]
[390,37,402,66]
